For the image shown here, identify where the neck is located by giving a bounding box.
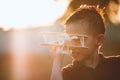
[82,48,99,69]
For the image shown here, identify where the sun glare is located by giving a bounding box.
[0,0,69,30]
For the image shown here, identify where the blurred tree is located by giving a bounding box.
[100,0,120,55]
[58,0,109,22]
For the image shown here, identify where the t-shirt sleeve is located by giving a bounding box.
[61,64,73,80]
[62,68,71,80]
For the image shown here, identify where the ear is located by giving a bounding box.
[96,34,105,46]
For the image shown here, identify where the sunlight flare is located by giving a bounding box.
[0,0,69,30]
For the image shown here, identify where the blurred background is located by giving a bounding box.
[0,0,120,80]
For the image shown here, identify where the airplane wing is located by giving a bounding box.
[40,32,67,36]
[40,43,88,49]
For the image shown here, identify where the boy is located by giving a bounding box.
[62,5,120,80]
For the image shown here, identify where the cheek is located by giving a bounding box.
[85,38,97,48]
[70,49,90,59]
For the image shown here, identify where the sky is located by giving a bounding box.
[0,0,69,30]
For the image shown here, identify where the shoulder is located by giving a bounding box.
[104,55,120,61]
[103,55,120,65]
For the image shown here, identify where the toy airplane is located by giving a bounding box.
[40,32,89,54]
[40,32,89,48]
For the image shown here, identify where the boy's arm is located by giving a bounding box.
[50,48,65,80]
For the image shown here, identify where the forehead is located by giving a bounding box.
[65,20,89,35]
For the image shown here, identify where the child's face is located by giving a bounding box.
[66,21,99,62]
